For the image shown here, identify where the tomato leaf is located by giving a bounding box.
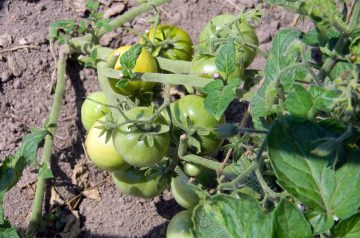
[273,199,312,238]
[305,210,334,234]
[120,44,142,70]
[203,78,240,120]
[331,212,360,237]
[285,84,313,120]
[192,194,274,238]
[267,118,360,220]
[250,29,304,119]
[215,39,236,79]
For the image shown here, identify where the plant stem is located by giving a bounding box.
[180,154,222,171]
[317,0,360,81]
[218,138,267,191]
[156,57,192,74]
[98,0,171,37]
[103,68,212,88]
[27,45,70,237]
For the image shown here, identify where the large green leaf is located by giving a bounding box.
[250,29,303,119]
[273,199,312,238]
[268,118,360,221]
[192,194,273,238]
[332,212,360,238]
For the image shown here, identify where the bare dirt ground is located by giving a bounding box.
[0,0,311,237]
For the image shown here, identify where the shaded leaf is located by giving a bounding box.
[192,194,273,238]
[273,199,312,238]
[268,118,360,221]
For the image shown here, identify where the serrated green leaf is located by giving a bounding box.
[250,29,304,118]
[268,118,360,221]
[120,44,142,70]
[215,40,236,79]
[192,194,273,238]
[309,85,339,112]
[285,84,313,119]
[203,79,239,120]
[273,199,312,238]
[332,212,360,238]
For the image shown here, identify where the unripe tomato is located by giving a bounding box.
[170,95,225,155]
[166,210,195,238]
[109,45,158,96]
[112,167,170,198]
[81,91,109,130]
[145,25,193,61]
[85,117,129,171]
[190,55,244,79]
[113,107,170,168]
[184,162,203,177]
[198,14,258,67]
[171,169,199,209]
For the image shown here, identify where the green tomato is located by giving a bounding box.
[113,107,170,168]
[198,14,258,67]
[112,167,170,198]
[190,55,244,79]
[146,25,193,61]
[85,117,129,171]
[166,210,195,238]
[171,169,199,209]
[184,162,203,177]
[170,95,225,155]
[81,91,109,130]
[109,45,158,96]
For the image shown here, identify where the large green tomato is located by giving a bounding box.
[170,95,225,155]
[81,91,109,130]
[171,169,199,209]
[85,117,129,171]
[190,55,244,79]
[166,210,195,238]
[112,167,170,198]
[145,25,193,61]
[112,107,170,168]
[109,45,158,96]
[198,14,259,67]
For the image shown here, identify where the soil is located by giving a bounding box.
[0,0,311,237]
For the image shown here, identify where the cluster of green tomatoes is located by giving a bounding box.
[80,14,258,237]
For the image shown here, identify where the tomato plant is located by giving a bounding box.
[143,25,193,61]
[112,107,170,168]
[166,210,195,238]
[81,91,109,130]
[4,1,360,237]
[109,45,158,96]
[112,166,170,198]
[85,116,129,171]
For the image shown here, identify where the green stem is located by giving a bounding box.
[156,57,192,74]
[27,46,70,237]
[103,68,212,88]
[180,154,222,171]
[218,138,267,191]
[98,0,171,37]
